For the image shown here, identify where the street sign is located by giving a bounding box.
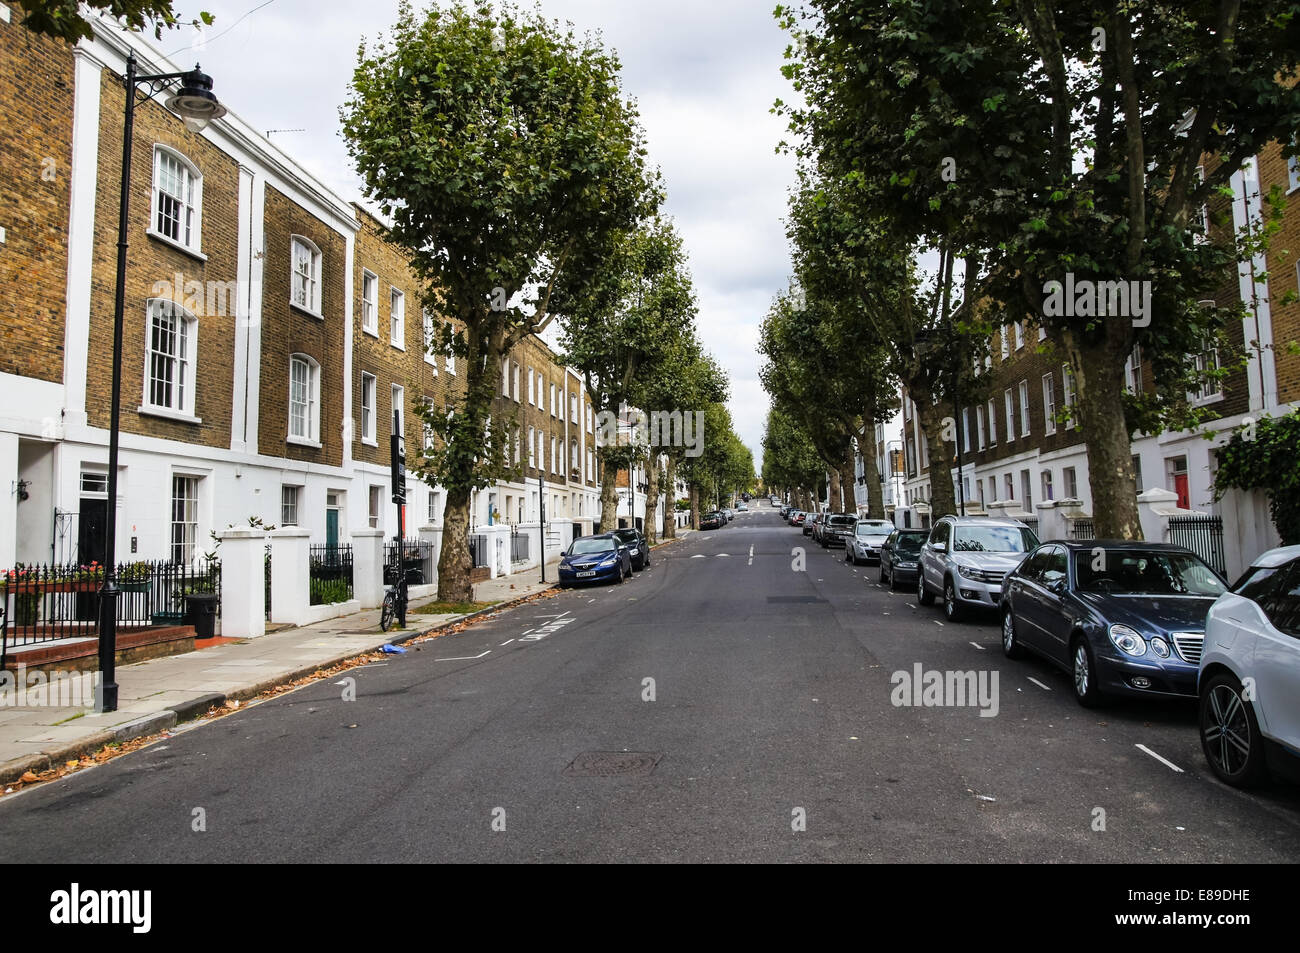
[390,432,406,504]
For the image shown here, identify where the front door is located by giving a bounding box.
[76,498,108,620]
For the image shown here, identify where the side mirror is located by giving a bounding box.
[932,541,947,553]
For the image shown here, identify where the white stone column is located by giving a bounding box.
[1035,500,1059,542]
[269,529,311,626]
[351,529,385,608]
[1137,488,1179,543]
[418,525,443,589]
[218,528,266,638]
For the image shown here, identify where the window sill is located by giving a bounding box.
[361,437,379,448]
[138,404,202,424]
[287,435,322,449]
[391,341,406,352]
[1192,393,1225,407]
[362,325,379,338]
[290,302,324,321]
[146,229,207,262]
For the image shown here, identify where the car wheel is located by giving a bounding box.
[942,577,964,622]
[1071,637,1103,708]
[917,572,935,606]
[1200,673,1267,788]
[878,562,887,583]
[1001,608,1025,659]
[887,564,900,591]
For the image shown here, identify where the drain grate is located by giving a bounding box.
[767,595,826,604]
[564,751,663,777]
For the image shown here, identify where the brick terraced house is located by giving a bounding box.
[899,138,1299,578]
[0,14,599,578]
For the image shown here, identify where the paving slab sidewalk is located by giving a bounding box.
[0,563,562,786]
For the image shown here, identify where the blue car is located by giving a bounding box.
[558,533,633,587]
[1000,541,1226,706]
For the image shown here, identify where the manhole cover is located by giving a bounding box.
[767,596,826,604]
[564,751,662,777]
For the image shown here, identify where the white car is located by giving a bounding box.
[1198,544,1300,788]
[845,519,894,564]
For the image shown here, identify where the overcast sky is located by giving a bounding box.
[163,0,797,469]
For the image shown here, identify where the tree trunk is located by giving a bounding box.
[916,398,958,519]
[644,458,659,546]
[828,466,842,514]
[663,455,678,539]
[436,483,472,601]
[1066,333,1144,539]
[858,439,884,519]
[598,447,620,532]
[689,483,700,529]
[838,455,857,517]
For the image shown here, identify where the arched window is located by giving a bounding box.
[151,146,202,251]
[290,235,322,314]
[143,298,198,417]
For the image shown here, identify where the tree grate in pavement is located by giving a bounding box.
[767,596,826,604]
[564,751,663,777]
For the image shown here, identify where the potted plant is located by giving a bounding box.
[119,561,152,592]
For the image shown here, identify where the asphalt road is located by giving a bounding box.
[3,506,1299,862]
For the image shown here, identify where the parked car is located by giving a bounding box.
[1001,541,1226,707]
[790,511,807,527]
[879,529,929,589]
[558,533,633,587]
[736,502,749,512]
[1198,544,1300,787]
[918,516,1040,621]
[611,527,650,571]
[845,519,894,563]
[700,511,726,530]
[723,507,735,521]
[821,514,858,549]
[803,512,821,537]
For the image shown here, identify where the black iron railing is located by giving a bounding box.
[1168,515,1227,578]
[1069,518,1095,541]
[510,528,529,563]
[0,559,219,669]
[309,543,354,605]
[386,539,433,584]
[468,535,489,569]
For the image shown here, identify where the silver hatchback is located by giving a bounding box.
[918,516,1039,622]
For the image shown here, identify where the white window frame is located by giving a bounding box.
[1125,344,1144,395]
[1062,364,1076,428]
[1018,380,1030,436]
[290,235,322,316]
[390,287,405,349]
[288,353,321,445]
[360,372,377,445]
[528,426,536,468]
[368,485,382,529]
[361,270,378,336]
[976,405,985,451]
[1042,373,1056,435]
[171,474,200,564]
[391,383,405,437]
[1004,388,1015,441]
[986,399,997,445]
[1288,137,1300,193]
[1004,473,1014,502]
[423,309,438,367]
[1190,341,1222,404]
[150,146,202,253]
[1013,321,1025,350]
[1000,325,1009,360]
[1041,470,1054,503]
[1063,466,1078,500]
[142,298,198,419]
[281,485,300,526]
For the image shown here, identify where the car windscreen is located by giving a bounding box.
[855,522,893,536]
[828,516,855,527]
[569,538,615,556]
[1075,550,1226,596]
[952,526,1038,553]
[893,532,927,553]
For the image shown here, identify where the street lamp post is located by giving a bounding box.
[98,54,226,713]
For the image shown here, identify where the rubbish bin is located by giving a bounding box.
[184,592,219,639]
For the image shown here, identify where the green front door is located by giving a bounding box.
[326,507,339,553]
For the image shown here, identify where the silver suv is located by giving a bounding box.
[918,516,1039,621]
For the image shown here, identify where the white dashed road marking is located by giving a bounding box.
[1027,677,1052,692]
[436,650,492,661]
[1135,743,1185,773]
[969,642,985,650]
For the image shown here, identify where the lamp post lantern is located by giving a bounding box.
[98,54,225,713]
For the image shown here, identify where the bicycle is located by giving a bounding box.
[379,565,424,632]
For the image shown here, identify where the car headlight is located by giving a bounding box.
[598,555,617,566]
[1149,636,1171,659]
[1108,623,1147,657]
[955,563,978,580]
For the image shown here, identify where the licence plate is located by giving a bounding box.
[577,571,596,577]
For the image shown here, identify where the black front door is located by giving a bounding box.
[76,498,107,620]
